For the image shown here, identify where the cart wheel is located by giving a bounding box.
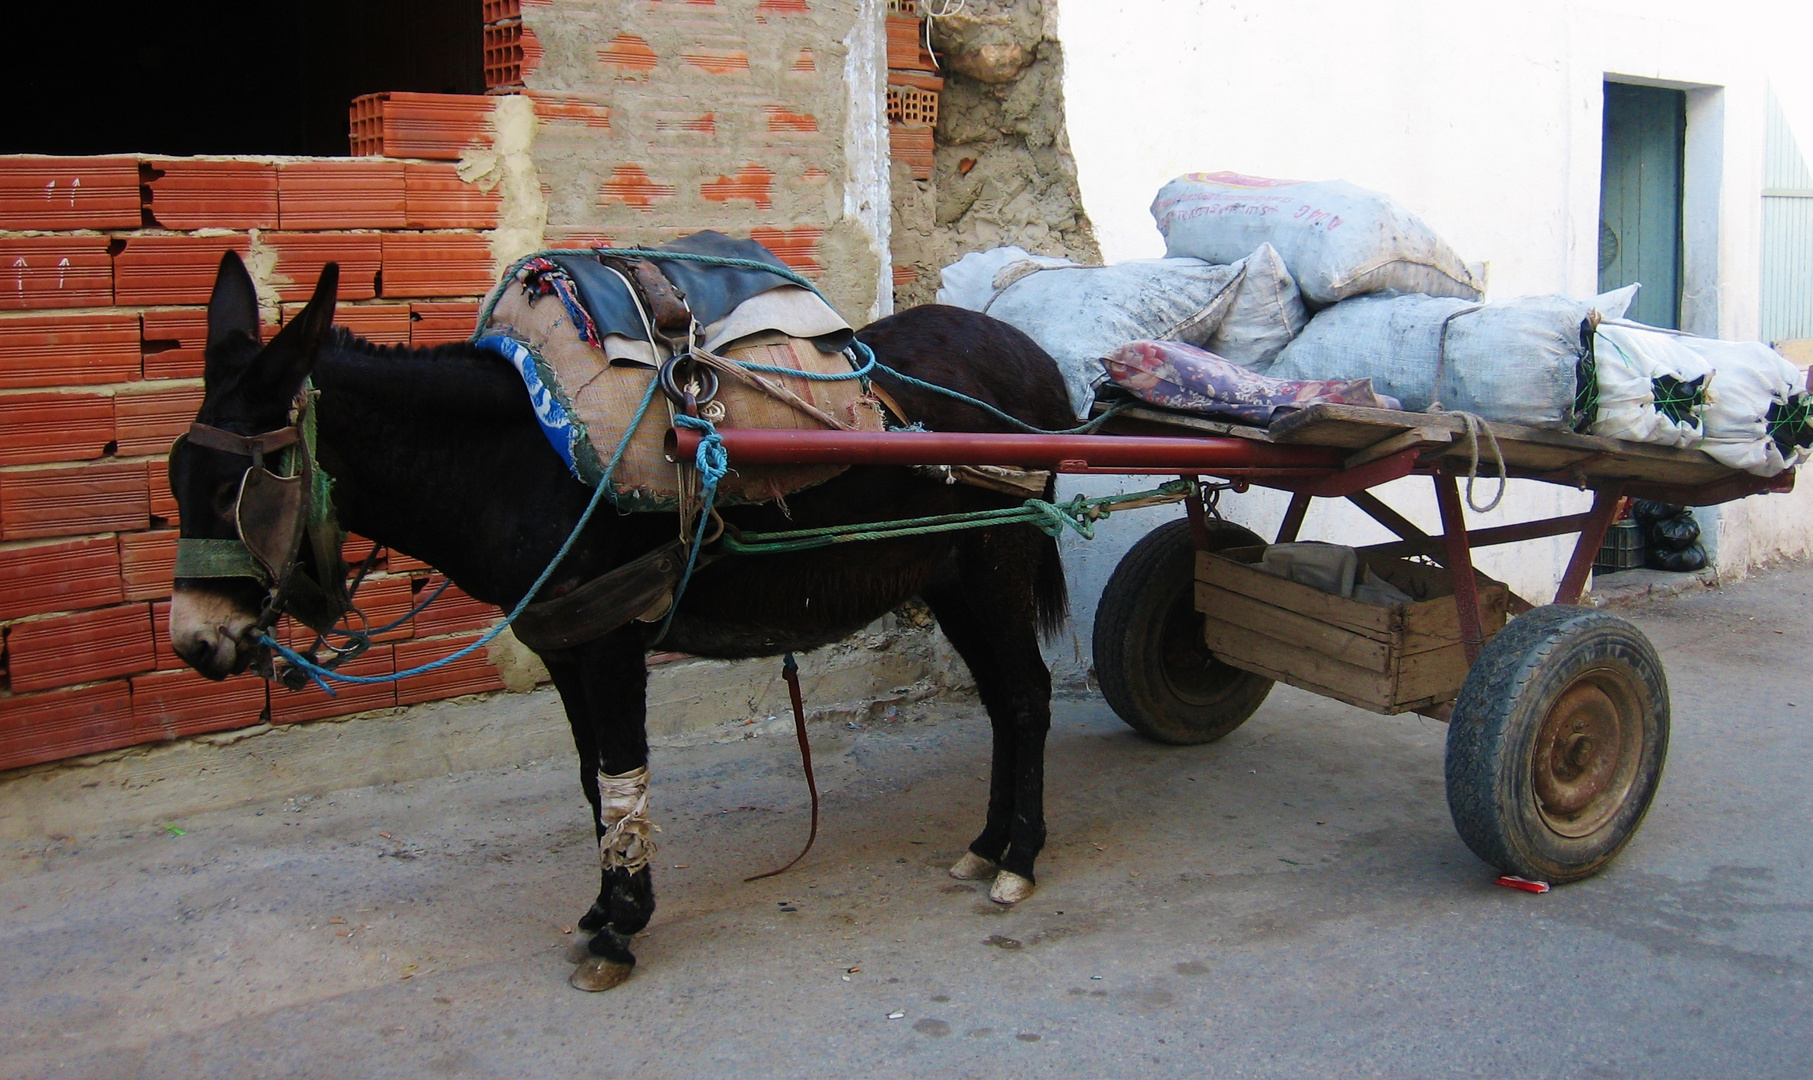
[1094,518,1273,745]
[1445,605,1669,884]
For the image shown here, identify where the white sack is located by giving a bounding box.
[1685,335,1809,476]
[1205,242,1308,369]
[1267,293,1593,428]
[1151,171,1483,306]
[938,250,1244,416]
[935,246,1077,310]
[1588,322,1710,449]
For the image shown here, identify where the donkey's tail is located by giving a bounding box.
[1035,476,1070,642]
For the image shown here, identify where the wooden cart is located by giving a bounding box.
[670,407,1794,884]
[1089,402,1792,884]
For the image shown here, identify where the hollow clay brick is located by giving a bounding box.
[278,161,407,229]
[140,308,209,381]
[146,459,178,527]
[404,164,502,230]
[0,460,149,541]
[264,233,382,302]
[0,313,140,389]
[118,528,178,601]
[0,536,124,621]
[113,382,204,457]
[129,667,267,739]
[0,680,136,772]
[749,225,824,274]
[409,578,501,638]
[0,392,115,466]
[4,602,156,693]
[527,92,612,131]
[409,302,480,346]
[396,632,504,706]
[267,646,396,724]
[702,165,775,209]
[143,159,280,230]
[0,156,141,231]
[291,302,411,345]
[379,234,494,298]
[114,234,252,307]
[0,237,114,311]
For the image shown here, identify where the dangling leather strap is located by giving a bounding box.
[744,652,821,882]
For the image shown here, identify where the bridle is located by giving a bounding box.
[170,386,355,680]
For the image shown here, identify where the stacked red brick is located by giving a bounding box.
[885,0,941,183]
[482,0,544,93]
[0,146,508,772]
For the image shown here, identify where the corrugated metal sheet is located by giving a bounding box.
[1761,88,1813,343]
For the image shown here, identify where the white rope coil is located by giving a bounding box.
[597,765,659,872]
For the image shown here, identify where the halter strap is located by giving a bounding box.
[186,423,301,459]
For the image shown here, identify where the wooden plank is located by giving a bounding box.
[1402,588,1508,656]
[1344,426,1452,469]
[1196,549,1395,637]
[1201,616,1395,710]
[1397,642,1476,705]
[1097,404,1277,442]
[1196,582,1394,672]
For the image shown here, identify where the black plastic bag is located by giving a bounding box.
[1650,513,1701,551]
[1632,499,1682,526]
[1648,542,1707,572]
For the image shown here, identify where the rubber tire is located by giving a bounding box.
[1094,518,1273,745]
[1445,605,1669,884]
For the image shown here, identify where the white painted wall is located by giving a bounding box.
[1037,0,1809,683]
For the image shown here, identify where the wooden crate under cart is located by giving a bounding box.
[1195,547,1510,715]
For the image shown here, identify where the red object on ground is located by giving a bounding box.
[1495,875,1552,894]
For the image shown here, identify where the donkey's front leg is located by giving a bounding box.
[548,630,657,991]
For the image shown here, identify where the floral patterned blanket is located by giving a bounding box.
[1103,340,1401,425]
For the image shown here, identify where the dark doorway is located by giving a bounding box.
[1599,82,1686,329]
[7,0,482,158]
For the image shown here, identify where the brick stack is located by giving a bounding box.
[482,0,545,93]
[885,0,941,182]
[0,149,510,772]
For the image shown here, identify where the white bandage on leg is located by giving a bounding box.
[596,766,659,872]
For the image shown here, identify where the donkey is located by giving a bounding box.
[168,253,1077,990]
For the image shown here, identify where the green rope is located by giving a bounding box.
[1652,372,1706,427]
[718,480,1194,555]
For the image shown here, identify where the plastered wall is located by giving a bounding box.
[519,0,891,323]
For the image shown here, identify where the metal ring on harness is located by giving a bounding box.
[658,355,719,416]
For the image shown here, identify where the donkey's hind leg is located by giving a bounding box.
[547,629,657,991]
[922,525,1058,905]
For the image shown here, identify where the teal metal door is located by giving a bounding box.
[1599,82,1685,328]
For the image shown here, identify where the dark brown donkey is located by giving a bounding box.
[167,253,1076,990]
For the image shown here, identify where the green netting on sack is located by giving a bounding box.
[1651,373,1707,427]
[1766,393,1813,456]
[1572,319,1599,432]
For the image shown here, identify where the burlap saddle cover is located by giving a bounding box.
[478,247,884,512]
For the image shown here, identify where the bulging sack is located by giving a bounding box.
[1587,323,1711,449]
[1204,242,1308,369]
[938,250,1243,416]
[1267,293,1593,428]
[1682,335,1812,476]
[1152,172,1483,307]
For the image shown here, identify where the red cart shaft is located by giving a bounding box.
[666,428,1348,474]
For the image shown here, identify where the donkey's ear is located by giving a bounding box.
[206,251,262,351]
[250,263,339,399]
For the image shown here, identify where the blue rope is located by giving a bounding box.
[652,413,728,644]
[263,374,666,689]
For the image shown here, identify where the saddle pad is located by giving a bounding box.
[481,282,883,512]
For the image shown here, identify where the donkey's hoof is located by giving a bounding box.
[565,931,596,964]
[569,956,634,992]
[989,870,1035,905]
[949,852,998,881]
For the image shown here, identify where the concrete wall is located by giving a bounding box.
[521,0,891,324]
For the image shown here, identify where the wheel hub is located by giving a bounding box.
[1531,670,1643,838]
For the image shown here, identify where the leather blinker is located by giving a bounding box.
[235,465,307,582]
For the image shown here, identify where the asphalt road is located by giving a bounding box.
[4,565,1810,1079]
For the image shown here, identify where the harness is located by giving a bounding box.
[171,388,361,683]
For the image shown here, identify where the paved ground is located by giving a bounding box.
[4,565,1811,1079]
